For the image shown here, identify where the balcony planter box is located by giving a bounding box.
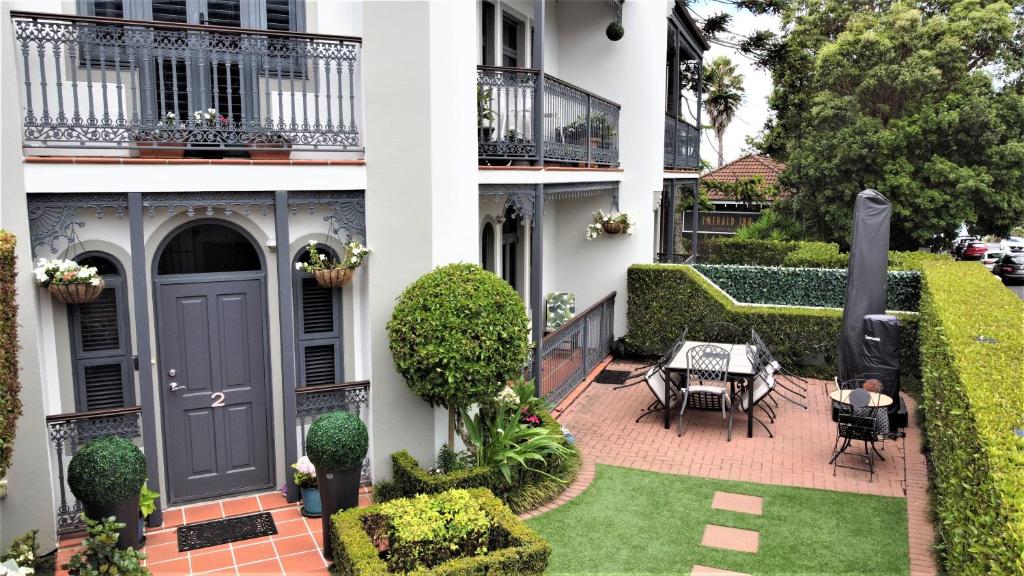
[248,141,293,160]
[134,140,185,159]
[331,488,549,576]
[313,268,353,288]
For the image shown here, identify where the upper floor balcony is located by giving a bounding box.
[10,11,363,159]
[477,66,620,168]
[664,115,700,171]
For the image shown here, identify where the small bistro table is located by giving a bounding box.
[828,389,893,409]
[663,341,759,438]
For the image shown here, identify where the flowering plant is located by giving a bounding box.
[295,240,370,273]
[163,112,177,126]
[586,210,634,240]
[519,406,542,428]
[494,385,520,409]
[193,108,228,126]
[32,258,101,288]
[291,455,317,488]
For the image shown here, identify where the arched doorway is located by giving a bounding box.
[501,206,519,291]
[481,222,496,273]
[153,221,273,504]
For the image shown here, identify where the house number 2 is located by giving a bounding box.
[211,392,226,408]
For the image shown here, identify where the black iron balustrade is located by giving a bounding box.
[295,380,370,482]
[665,114,700,170]
[46,406,143,534]
[10,11,362,154]
[477,66,620,167]
[529,292,616,404]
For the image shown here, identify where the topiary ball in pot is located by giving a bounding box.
[606,21,624,41]
[68,436,147,549]
[305,410,368,560]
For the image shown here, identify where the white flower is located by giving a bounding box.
[0,558,34,576]
[194,111,202,121]
[166,112,176,119]
[308,240,317,246]
[34,271,48,283]
[295,262,303,270]
[318,254,327,261]
[495,386,519,407]
[294,455,316,477]
[207,108,216,115]
[89,278,101,286]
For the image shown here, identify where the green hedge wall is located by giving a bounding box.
[0,232,20,480]
[918,260,1024,574]
[331,488,550,576]
[692,237,950,270]
[624,264,921,389]
[693,265,921,311]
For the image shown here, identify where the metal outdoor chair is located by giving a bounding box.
[750,329,810,395]
[704,322,743,344]
[677,343,731,438]
[634,351,682,423]
[616,327,688,391]
[830,388,881,480]
[730,343,779,438]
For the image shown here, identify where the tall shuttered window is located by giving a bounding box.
[294,246,343,387]
[69,254,134,411]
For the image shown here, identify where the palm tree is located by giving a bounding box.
[702,56,745,168]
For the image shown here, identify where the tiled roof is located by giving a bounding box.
[701,154,787,200]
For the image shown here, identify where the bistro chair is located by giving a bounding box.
[677,343,731,438]
[750,329,809,396]
[704,321,743,344]
[729,343,781,439]
[634,348,683,423]
[830,388,880,480]
[616,327,688,391]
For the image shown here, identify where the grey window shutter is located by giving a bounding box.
[295,266,342,387]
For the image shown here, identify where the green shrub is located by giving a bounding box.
[697,238,799,266]
[781,242,848,268]
[693,264,921,311]
[68,437,147,507]
[62,516,148,576]
[461,401,573,484]
[917,259,1024,574]
[0,231,20,480]
[377,489,491,572]
[331,488,550,576]
[306,411,368,472]
[387,263,530,412]
[624,264,921,389]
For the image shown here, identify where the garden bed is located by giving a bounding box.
[331,488,549,575]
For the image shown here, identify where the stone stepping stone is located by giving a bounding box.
[700,524,760,554]
[711,491,763,516]
[691,566,752,576]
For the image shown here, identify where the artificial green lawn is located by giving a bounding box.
[527,465,909,575]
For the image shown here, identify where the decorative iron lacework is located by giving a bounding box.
[545,181,619,211]
[12,14,361,151]
[142,192,276,218]
[47,409,142,533]
[28,193,129,257]
[479,184,536,223]
[296,381,371,481]
[288,191,365,243]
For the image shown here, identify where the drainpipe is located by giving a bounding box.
[530,0,545,396]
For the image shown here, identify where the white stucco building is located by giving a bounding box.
[0,0,706,552]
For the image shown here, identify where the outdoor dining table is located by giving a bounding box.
[663,340,758,438]
[828,389,893,408]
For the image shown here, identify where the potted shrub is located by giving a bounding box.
[33,258,105,304]
[305,410,368,560]
[63,516,148,576]
[296,240,370,289]
[134,113,185,159]
[248,133,293,160]
[68,437,148,550]
[586,210,634,239]
[477,85,496,142]
[292,455,321,517]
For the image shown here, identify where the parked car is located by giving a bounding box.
[999,236,1024,254]
[961,242,989,260]
[996,253,1024,284]
[981,250,1003,272]
[953,236,980,259]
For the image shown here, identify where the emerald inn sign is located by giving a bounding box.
[682,210,760,234]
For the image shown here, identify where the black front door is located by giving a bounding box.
[157,277,272,504]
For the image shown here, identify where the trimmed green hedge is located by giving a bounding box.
[693,264,921,311]
[0,232,19,480]
[331,488,550,575]
[918,260,1024,574]
[624,264,921,389]
[781,242,848,268]
[693,237,950,271]
[379,412,579,515]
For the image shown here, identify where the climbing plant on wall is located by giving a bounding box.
[0,231,22,480]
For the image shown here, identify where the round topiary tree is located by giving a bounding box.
[305,410,368,560]
[386,263,530,443]
[68,436,147,549]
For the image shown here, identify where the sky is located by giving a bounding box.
[688,1,781,169]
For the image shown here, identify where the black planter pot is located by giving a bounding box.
[83,498,142,550]
[317,467,360,560]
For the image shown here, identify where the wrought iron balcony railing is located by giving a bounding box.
[477,66,620,167]
[295,380,371,482]
[665,115,700,170]
[10,11,362,155]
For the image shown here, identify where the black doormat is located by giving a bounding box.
[594,369,632,385]
[176,511,277,552]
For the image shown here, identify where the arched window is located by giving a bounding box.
[293,244,343,386]
[481,222,495,273]
[69,253,134,411]
[157,222,261,275]
[501,206,519,291]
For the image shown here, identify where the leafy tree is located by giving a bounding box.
[702,175,778,210]
[703,56,746,167]
[759,0,1024,249]
[732,208,803,241]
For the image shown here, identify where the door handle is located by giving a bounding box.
[169,381,186,392]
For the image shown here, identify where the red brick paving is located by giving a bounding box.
[710,491,763,516]
[700,524,760,554]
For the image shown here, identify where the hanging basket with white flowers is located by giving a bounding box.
[296,240,371,289]
[586,210,634,240]
[34,258,105,304]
